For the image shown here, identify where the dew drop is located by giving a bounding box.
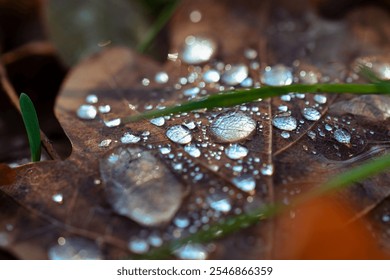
[225,144,249,160]
[302,107,321,121]
[48,237,102,260]
[244,48,258,60]
[0,232,10,247]
[184,144,201,158]
[241,77,253,87]
[261,164,274,176]
[85,94,98,104]
[203,69,220,83]
[181,36,217,64]
[333,128,351,144]
[104,118,121,128]
[314,94,327,104]
[150,117,165,127]
[281,131,290,139]
[189,10,202,23]
[174,215,190,228]
[77,105,97,120]
[155,71,169,84]
[382,214,390,223]
[221,64,248,85]
[210,111,256,143]
[148,233,163,247]
[128,238,149,254]
[232,174,256,192]
[98,105,111,114]
[98,139,112,148]
[272,116,297,131]
[261,65,293,86]
[175,243,208,260]
[166,125,192,144]
[207,193,232,212]
[183,87,200,97]
[121,132,141,144]
[52,193,63,204]
[159,146,171,155]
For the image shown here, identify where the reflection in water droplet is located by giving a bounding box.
[77,105,97,120]
[98,105,111,114]
[334,128,351,144]
[221,64,249,85]
[86,94,98,104]
[150,117,165,127]
[232,174,256,192]
[175,243,208,260]
[184,144,201,158]
[128,238,149,254]
[314,94,327,104]
[155,72,169,84]
[211,112,256,143]
[207,193,231,212]
[121,132,141,144]
[166,125,192,144]
[48,237,102,260]
[302,107,321,121]
[261,65,293,86]
[272,116,297,131]
[104,118,121,128]
[225,144,249,160]
[181,36,217,64]
[100,147,184,226]
[203,69,220,83]
[52,193,63,204]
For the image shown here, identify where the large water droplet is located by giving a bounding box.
[272,116,297,131]
[207,193,231,212]
[77,105,97,120]
[302,107,321,121]
[203,69,220,83]
[128,238,150,254]
[184,144,201,158]
[210,111,256,143]
[174,243,208,260]
[166,125,192,144]
[121,132,141,144]
[261,65,293,86]
[333,128,351,144]
[181,36,217,64]
[225,144,249,160]
[100,147,184,226]
[232,174,256,192]
[221,64,249,85]
[48,237,102,260]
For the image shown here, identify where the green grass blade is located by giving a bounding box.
[137,0,180,53]
[19,93,41,162]
[122,82,390,123]
[136,151,390,259]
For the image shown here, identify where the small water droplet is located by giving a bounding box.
[207,193,231,212]
[77,105,97,120]
[278,105,288,112]
[98,139,112,148]
[184,144,201,158]
[272,116,297,131]
[325,124,333,131]
[148,233,163,247]
[121,132,141,144]
[334,128,351,144]
[0,232,10,247]
[183,121,196,130]
[85,94,98,104]
[302,107,321,121]
[104,118,121,128]
[189,10,202,23]
[225,144,249,160]
[281,131,290,139]
[150,117,165,127]
[221,64,248,85]
[261,164,274,176]
[181,36,217,64]
[98,105,111,114]
[314,94,327,104]
[280,95,291,102]
[175,243,208,260]
[382,214,390,223]
[261,65,293,86]
[52,193,63,204]
[159,146,171,155]
[232,174,256,192]
[142,78,150,86]
[48,237,102,260]
[174,215,190,228]
[307,130,316,140]
[211,111,256,143]
[240,77,253,87]
[166,125,192,144]
[155,71,169,84]
[128,238,149,254]
[167,52,179,61]
[203,69,220,83]
[244,48,258,60]
[183,87,200,97]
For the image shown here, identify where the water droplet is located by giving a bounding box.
[183,121,196,130]
[232,174,256,192]
[128,238,149,254]
[175,243,208,260]
[104,118,121,128]
[85,94,98,104]
[221,64,248,85]
[150,117,165,127]
[189,10,202,23]
[314,94,327,104]
[278,105,288,112]
[280,95,292,102]
[382,214,390,223]
[210,111,256,143]
[207,193,231,212]
[166,125,192,144]
[281,131,290,139]
[261,164,274,176]
[52,193,63,204]
[261,65,293,86]
[174,215,190,228]
[302,107,321,121]
[142,78,150,86]
[325,124,333,131]
[375,62,390,80]
[225,144,249,160]
[77,105,97,120]
[299,70,318,84]
[181,36,217,64]
[184,144,201,158]
[48,237,102,260]
[159,146,171,155]
[155,71,169,84]
[121,132,141,144]
[100,147,184,226]
[148,233,163,247]
[183,87,200,97]
[244,48,258,60]
[167,52,179,61]
[241,77,253,87]
[307,130,316,140]
[333,128,351,144]
[99,139,112,148]
[0,232,10,247]
[203,69,220,83]
[98,105,111,114]
[272,116,297,131]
